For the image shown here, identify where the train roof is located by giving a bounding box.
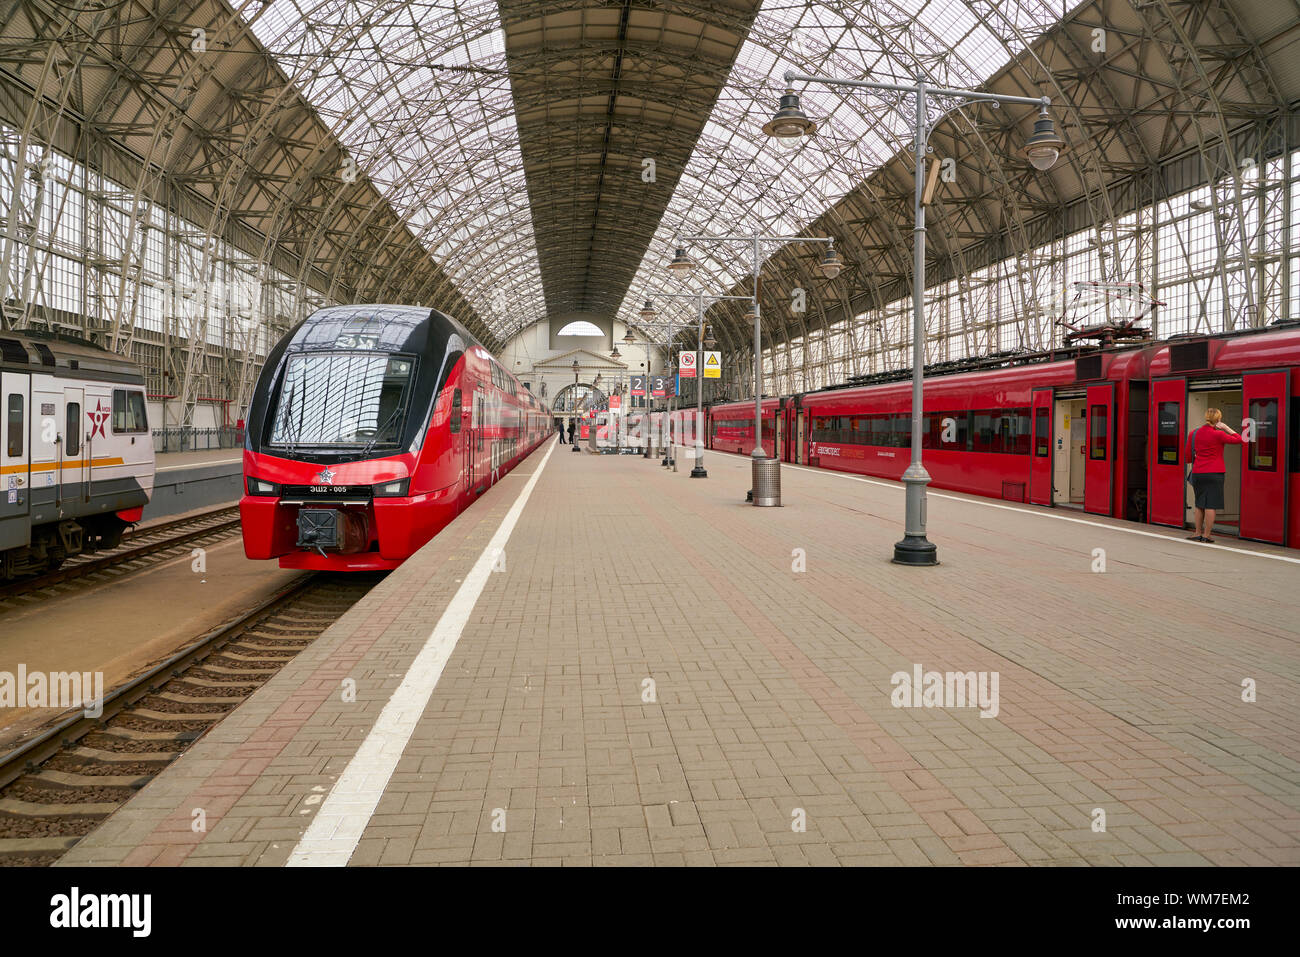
[808,318,1300,394]
[287,304,486,354]
[0,329,144,382]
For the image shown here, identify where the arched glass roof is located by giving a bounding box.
[234,0,1070,343]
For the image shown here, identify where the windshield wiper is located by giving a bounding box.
[358,404,406,459]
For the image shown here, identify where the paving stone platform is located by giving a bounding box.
[59,438,1300,866]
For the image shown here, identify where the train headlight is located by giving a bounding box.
[373,478,411,497]
[246,477,279,496]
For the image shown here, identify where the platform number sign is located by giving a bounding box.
[630,375,646,396]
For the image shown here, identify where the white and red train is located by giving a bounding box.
[240,305,551,571]
[672,322,1299,548]
[0,331,154,578]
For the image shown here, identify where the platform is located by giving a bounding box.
[59,438,1300,866]
[149,448,243,519]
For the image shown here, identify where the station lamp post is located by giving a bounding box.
[668,233,842,499]
[763,71,1064,564]
[638,291,752,477]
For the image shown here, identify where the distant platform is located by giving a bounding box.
[61,439,1300,866]
[149,448,243,519]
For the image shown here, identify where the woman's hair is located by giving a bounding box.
[1205,408,1223,425]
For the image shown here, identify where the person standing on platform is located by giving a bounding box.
[556,418,565,443]
[1185,408,1244,544]
[567,419,575,445]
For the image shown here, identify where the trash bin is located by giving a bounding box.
[751,457,781,507]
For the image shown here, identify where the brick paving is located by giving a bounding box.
[60,439,1300,866]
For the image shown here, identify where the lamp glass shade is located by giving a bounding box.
[667,248,694,273]
[1020,113,1066,171]
[819,247,843,279]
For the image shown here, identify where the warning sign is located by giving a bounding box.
[678,351,697,378]
[703,351,721,379]
[609,395,621,412]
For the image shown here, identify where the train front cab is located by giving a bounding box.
[1145,338,1291,546]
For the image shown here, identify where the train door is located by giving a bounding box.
[775,410,784,462]
[452,387,468,495]
[1084,383,1114,515]
[1052,397,1086,505]
[1029,388,1053,505]
[30,385,60,509]
[476,388,488,490]
[1186,386,1244,535]
[1148,377,1187,527]
[0,372,29,549]
[62,386,85,504]
[796,410,807,465]
[1239,370,1289,544]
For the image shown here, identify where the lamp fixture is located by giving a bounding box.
[667,247,694,274]
[818,243,843,280]
[1019,106,1067,171]
[762,89,817,145]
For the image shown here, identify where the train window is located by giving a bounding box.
[1247,397,1278,471]
[1035,407,1049,457]
[6,394,22,457]
[112,390,148,433]
[450,388,462,434]
[891,415,910,448]
[1155,401,1181,464]
[1013,410,1032,454]
[66,402,81,457]
[1089,404,1108,460]
[971,412,995,453]
[937,412,969,451]
[270,353,414,447]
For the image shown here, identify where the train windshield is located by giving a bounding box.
[270,352,414,448]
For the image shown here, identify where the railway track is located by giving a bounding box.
[0,572,380,866]
[0,505,242,607]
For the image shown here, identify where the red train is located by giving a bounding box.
[699,322,1298,547]
[240,305,551,571]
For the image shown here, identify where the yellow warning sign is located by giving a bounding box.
[703,350,721,379]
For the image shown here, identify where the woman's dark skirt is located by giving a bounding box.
[1191,472,1226,510]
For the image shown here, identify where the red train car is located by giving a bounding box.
[706,323,1300,547]
[240,304,551,571]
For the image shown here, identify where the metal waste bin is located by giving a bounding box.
[751,457,781,507]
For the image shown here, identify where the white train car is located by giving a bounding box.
[0,332,155,577]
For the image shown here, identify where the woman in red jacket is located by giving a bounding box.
[1185,408,1244,543]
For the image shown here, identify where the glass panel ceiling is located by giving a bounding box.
[620,0,1069,330]
[239,0,542,342]
[240,1,1072,344]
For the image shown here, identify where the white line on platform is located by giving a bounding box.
[716,450,1300,566]
[285,441,557,866]
[155,458,242,472]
